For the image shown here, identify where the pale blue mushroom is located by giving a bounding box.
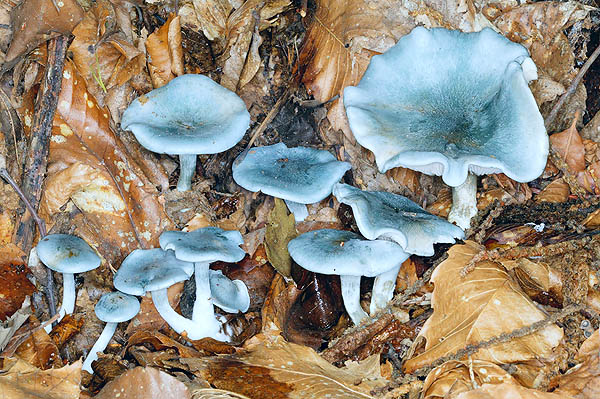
[121,74,250,191]
[233,143,351,221]
[288,229,409,324]
[344,27,548,229]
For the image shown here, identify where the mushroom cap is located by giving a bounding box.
[287,229,409,277]
[95,292,140,323]
[159,227,246,264]
[120,74,250,155]
[36,234,101,273]
[333,183,464,256]
[114,249,194,296]
[233,143,351,204]
[209,270,250,313]
[344,27,548,187]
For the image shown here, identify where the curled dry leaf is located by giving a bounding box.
[40,61,172,265]
[0,358,81,399]
[536,178,570,203]
[95,367,191,399]
[182,333,388,399]
[4,0,84,65]
[453,382,570,399]
[403,241,564,374]
[550,115,586,173]
[0,256,35,320]
[554,329,600,399]
[146,14,184,88]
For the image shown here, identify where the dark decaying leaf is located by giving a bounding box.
[0,257,35,321]
[265,198,297,278]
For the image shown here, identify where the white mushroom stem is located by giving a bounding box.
[448,173,478,230]
[44,272,75,333]
[151,288,200,339]
[82,322,117,373]
[340,275,368,324]
[192,262,229,341]
[176,154,197,191]
[370,264,402,315]
[284,199,309,222]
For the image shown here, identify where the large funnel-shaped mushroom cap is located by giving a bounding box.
[232,143,351,204]
[159,227,245,263]
[121,74,250,155]
[288,229,409,277]
[95,292,140,323]
[37,234,101,273]
[333,184,464,256]
[114,249,193,296]
[344,27,548,187]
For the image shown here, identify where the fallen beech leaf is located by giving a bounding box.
[582,208,600,229]
[0,358,81,399]
[578,161,600,194]
[0,257,35,320]
[427,188,452,218]
[4,0,84,65]
[0,297,31,351]
[454,383,570,399]
[265,198,297,278]
[95,366,191,399]
[554,329,600,399]
[126,329,203,359]
[180,0,232,40]
[49,314,84,348]
[146,14,184,88]
[550,114,586,173]
[536,178,570,203]
[422,360,516,399]
[14,314,61,369]
[477,188,512,210]
[41,61,172,265]
[386,167,421,196]
[0,211,13,244]
[499,258,563,308]
[183,334,388,398]
[403,241,564,373]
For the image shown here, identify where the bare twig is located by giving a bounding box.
[545,43,600,129]
[245,88,291,150]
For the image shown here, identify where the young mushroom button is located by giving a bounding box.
[121,74,250,191]
[333,183,464,313]
[36,234,101,332]
[288,229,409,324]
[232,143,351,222]
[343,27,548,229]
[159,227,249,338]
[82,292,139,374]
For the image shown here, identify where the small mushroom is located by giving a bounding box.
[288,229,409,324]
[121,74,250,191]
[159,227,248,340]
[36,234,101,332]
[333,183,464,313]
[232,143,351,221]
[112,248,211,339]
[343,27,548,229]
[82,292,139,374]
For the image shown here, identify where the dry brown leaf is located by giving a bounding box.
[422,360,516,399]
[0,296,31,352]
[264,198,297,278]
[550,115,586,173]
[126,283,183,336]
[477,188,513,210]
[180,0,233,40]
[183,333,388,398]
[95,366,191,399]
[69,0,146,108]
[146,14,184,88]
[13,315,61,369]
[427,188,452,218]
[403,241,564,374]
[454,383,571,399]
[578,161,600,194]
[386,167,421,196]
[554,330,600,399]
[4,0,84,65]
[582,208,600,229]
[40,61,172,266]
[0,255,35,321]
[0,358,81,399]
[536,178,570,203]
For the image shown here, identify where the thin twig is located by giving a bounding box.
[0,167,46,237]
[245,88,291,150]
[545,43,600,129]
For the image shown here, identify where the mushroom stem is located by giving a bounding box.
[45,272,75,333]
[284,199,309,222]
[176,154,197,191]
[370,263,403,315]
[82,322,117,374]
[192,263,229,341]
[448,173,478,230]
[340,275,368,324]
[151,288,198,338]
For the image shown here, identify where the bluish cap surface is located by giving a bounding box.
[121,74,250,155]
[159,227,245,263]
[36,234,101,273]
[232,143,351,204]
[114,248,193,295]
[333,183,464,256]
[209,270,250,313]
[288,229,409,277]
[344,27,548,187]
[95,292,140,323]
